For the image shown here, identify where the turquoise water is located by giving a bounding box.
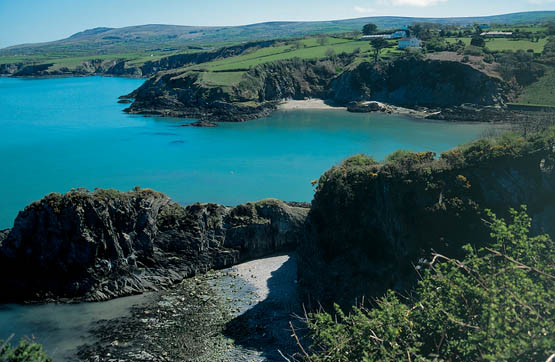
[0,76,491,229]
[0,76,493,360]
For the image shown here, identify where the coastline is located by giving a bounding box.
[76,254,302,361]
[278,99,346,111]
[278,98,440,119]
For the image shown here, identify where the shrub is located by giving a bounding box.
[302,207,554,361]
[340,154,377,169]
[0,338,51,362]
[470,36,485,47]
[464,45,483,56]
[384,149,413,163]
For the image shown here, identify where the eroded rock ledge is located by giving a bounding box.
[0,189,308,303]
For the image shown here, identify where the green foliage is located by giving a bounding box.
[517,68,555,106]
[362,24,378,35]
[384,149,413,163]
[340,154,378,169]
[470,36,486,47]
[440,127,555,167]
[0,339,51,362]
[304,207,555,361]
[369,38,389,63]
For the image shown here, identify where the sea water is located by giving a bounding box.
[0,76,491,229]
[0,76,493,359]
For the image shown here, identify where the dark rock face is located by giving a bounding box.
[125,56,510,122]
[329,58,510,106]
[298,132,555,309]
[0,190,308,302]
[124,71,278,122]
[124,56,353,122]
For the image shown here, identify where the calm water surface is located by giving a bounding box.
[0,76,491,229]
[0,76,491,359]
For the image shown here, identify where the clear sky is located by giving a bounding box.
[0,0,554,48]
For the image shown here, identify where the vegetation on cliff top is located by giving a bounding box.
[299,127,555,360]
[301,207,554,361]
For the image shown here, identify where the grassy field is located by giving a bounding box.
[201,71,245,86]
[444,37,547,53]
[485,37,547,53]
[515,69,555,106]
[189,37,392,73]
[445,37,472,46]
[0,49,191,67]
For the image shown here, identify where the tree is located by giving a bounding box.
[362,23,378,35]
[369,38,388,63]
[470,35,485,47]
[316,36,329,46]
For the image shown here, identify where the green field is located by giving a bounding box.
[445,37,472,46]
[201,71,245,86]
[180,36,400,86]
[189,37,396,74]
[515,69,555,106]
[485,37,547,53]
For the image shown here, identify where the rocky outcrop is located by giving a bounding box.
[329,57,511,106]
[125,56,511,122]
[124,55,352,121]
[298,130,555,309]
[123,70,279,121]
[0,189,308,302]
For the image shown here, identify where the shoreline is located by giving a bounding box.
[278,99,346,110]
[278,98,439,119]
[75,254,302,361]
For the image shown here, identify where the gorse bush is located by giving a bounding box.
[0,338,51,362]
[302,207,554,361]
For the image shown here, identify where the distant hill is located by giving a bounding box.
[1,11,554,56]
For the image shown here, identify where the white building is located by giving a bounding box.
[398,38,421,49]
[362,30,407,41]
[480,31,513,38]
[362,34,391,40]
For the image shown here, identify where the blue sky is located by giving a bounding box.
[0,0,554,48]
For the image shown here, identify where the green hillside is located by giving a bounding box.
[1,11,553,58]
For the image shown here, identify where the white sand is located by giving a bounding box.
[231,254,298,302]
[278,99,346,110]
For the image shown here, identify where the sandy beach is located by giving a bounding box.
[278,98,440,119]
[278,99,346,110]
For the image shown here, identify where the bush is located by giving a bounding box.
[0,339,51,362]
[302,207,554,361]
[470,36,485,47]
[384,149,413,163]
[339,154,377,169]
[464,45,484,56]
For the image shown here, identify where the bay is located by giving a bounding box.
[0,76,491,229]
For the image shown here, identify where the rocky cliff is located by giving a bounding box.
[0,189,308,302]
[298,129,555,309]
[125,56,510,122]
[329,57,511,106]
[124,56,352,121]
